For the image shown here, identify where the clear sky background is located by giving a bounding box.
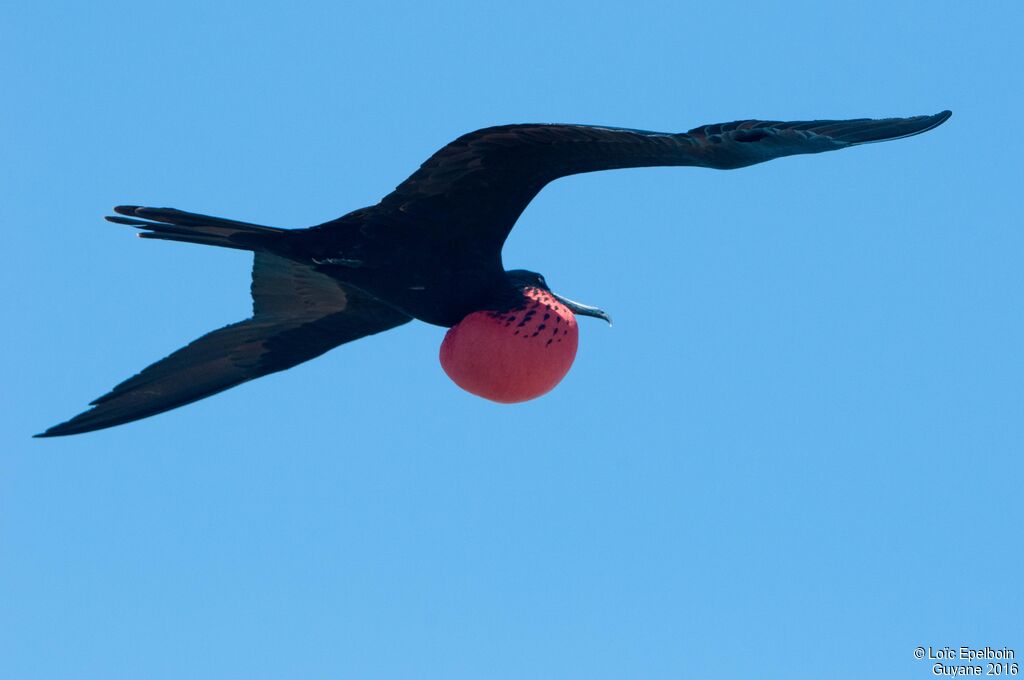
[2,1,1021,678]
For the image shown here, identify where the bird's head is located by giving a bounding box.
[439,269,611,404]
[504,269,612,325]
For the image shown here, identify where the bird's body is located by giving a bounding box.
[39,111,951,437]
[298,213,511,328]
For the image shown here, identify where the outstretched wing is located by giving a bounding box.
[341,111,950,254]
[37,254,411,437]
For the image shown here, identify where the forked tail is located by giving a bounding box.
[106,205,288,251]
[36,210,412,437]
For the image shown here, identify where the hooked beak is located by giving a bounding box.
[551,292,613,326]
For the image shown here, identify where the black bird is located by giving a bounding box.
[38,111,952,437]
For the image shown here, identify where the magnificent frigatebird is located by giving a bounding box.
[38,111,951,437]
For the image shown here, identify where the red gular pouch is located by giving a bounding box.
[440,287,579,403]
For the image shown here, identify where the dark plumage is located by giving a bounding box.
[38,111,951,437]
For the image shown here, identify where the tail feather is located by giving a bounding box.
[107,205,287,251]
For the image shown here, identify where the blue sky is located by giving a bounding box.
[2,1,1021,678]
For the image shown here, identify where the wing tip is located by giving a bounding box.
[35,401,125,437]
[899,108,953,140]
[840,109,952,147]
[33,424,72,438]
[34,411,106,437]
[34,412,127,438]
[928,109,953,129]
